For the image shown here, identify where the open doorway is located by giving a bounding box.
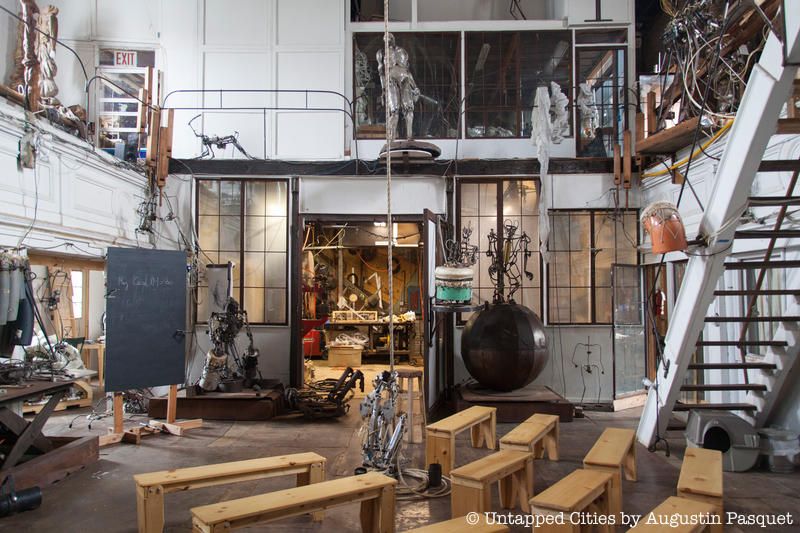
[300,218,425,402]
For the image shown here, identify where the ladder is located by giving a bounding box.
[636,6,800,447]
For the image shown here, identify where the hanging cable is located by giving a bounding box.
[383,0,395,373]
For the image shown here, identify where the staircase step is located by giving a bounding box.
[724,260,800,269]
[680,383,768,392]
[748,196,800,207]
[688,362,778,370]
[714,289,800,296]
[705,316,800,323]
[734,229,800,239]
[696,340,789,347]
[674,402,758,412]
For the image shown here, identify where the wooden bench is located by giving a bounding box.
[426,406,496,475]
[582,427,637,520]
[529,469,614,533]
[499,413,559,461]
[406,514,509,532]
[450,449,533,518]
[134,452,326,533]
[191,471,396,533]
[627,496,718,532]
[677,448,723,533]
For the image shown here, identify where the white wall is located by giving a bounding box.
[300,175,446,215]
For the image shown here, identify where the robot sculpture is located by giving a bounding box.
[358,370,407,472]
[434,226,479,304]
[376,33,420,140]
[198,297,261,392]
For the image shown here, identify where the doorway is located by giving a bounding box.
[298,216,428,407]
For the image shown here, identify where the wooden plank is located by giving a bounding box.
[646,91,657,135]
[623,131,632,189]
[166,384,177,423]
[613,144,621,185]
[450,450,531,482]
[677,448,723,499]
[0,408,53,452]
[628,496,717,532]
[427,406,495,434]
[145,107,161,169]
[636,117,702,155]
[191,472,396,527]
[529,469,612,512]
[134,452,326,490]
[499,421,549,447]
[584,428,635,468]
[113,392,124,433]
[0,436,98,490]
[776,118,800,134]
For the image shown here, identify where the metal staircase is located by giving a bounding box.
[636,5,800,447]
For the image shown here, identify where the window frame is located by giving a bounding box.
[455,176,544,324]
[195,177,290,326]
[546,208,639,326]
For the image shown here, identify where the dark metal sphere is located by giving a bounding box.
[461,302,549,391]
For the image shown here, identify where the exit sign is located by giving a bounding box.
[113,50,137,66]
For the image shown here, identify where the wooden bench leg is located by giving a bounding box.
[426,433,455,475]
[623,444,637,481]
[296,463,326,522]
[451,482,490,518]
[545,429,559,461]
[470,424,485,448]
[499,475,515,509]
[361,498,379,533]
[379,485,395,533]
[523,457,534,507]
[137,484,164,533]
[584,464,622,522]
[487,412,496,449]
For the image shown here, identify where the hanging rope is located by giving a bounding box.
[383,0,395,373]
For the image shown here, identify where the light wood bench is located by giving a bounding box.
[499,413,559,461]
[191,471,395,533]
[582,427,637,521]
[134,452,326,533]
[426,406,496,475]
[627,496,718,532]
[677,448,723,533]
[406,514,509,532]
[529,469,614,533]
[450,449,533,518]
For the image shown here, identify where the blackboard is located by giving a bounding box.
[105,248,187,391]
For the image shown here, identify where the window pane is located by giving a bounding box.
[245,288,265,323]
[244,252,265,287]
[548,252,571,286]
[265,217,287,251]
[245,217,266,252]
[461,185,479,217]
[550,213,570,250]
[220,181,241,215]
[266,253,287,287]
[595,250,613,287]
[549,287,571,323]
[266,289,286,323]
[521,180,539,215]
[570,251,591,286]
[199,181,219,215]
[595,287,612,323]
[245,181,266,216]
[219,252,240,288]
[219,216,241,252]
[570,288,591,323]
[265,182,288,216]
[570,214,591,250]
[479,183,497,217]
[198,216,219,251]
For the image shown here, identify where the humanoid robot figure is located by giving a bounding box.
[376,33,420,140]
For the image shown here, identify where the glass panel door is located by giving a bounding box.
[612,264,645,396]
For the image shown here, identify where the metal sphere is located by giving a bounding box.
[461,302,549,391]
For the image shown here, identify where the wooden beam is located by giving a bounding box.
[613,144,621,185]
[636,116,703,155]
[646,91,657,136]
[622,131,632,190]
[167,384,177,424]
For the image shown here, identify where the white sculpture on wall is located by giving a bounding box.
[549,81,569,144]
[36,5,60,106]
[577,82,599,141]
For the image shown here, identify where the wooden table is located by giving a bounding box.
[82,342,106,383]
[0,380,99,489]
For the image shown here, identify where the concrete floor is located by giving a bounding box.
[5,392,799,532]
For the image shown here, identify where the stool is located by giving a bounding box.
[677,448,723,533]
[499,413,559,461]
[583,427,637,522]
[397,368,425,444]
[628,496,718,532]
[426,406,496,475]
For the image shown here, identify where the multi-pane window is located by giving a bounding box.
[96,49,156,161]
[465,30,572,138]
[548,210,638,324]
[575,30,628,157]
[353,32,460,139]
[197,179,288,325]
[458,179,541,317]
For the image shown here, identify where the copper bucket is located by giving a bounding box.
[641,202,688,254]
